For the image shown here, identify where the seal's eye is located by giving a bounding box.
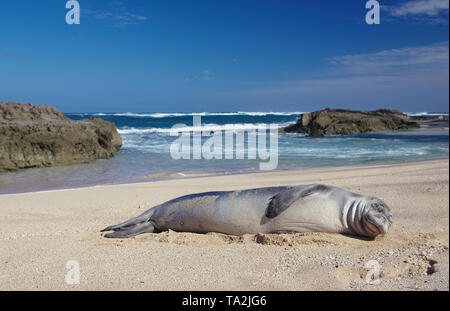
[371,202,384,213]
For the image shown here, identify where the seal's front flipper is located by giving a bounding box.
[103,222,155,238]
[265,184,331,218]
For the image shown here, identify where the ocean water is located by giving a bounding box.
[0,112,448,194]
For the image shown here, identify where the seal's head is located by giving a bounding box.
[363,198,393,237]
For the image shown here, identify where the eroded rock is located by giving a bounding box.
[281,108,419,137]
[0,102,122,172]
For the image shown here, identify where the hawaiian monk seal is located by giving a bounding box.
[101,184,393,239]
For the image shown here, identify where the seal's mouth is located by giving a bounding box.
[365,213,392,236]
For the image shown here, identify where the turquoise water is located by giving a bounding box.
[0,112,448,194]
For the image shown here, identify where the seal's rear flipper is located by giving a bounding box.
[103,222,155,238]
[101,207,156,233]
[101,207,157,238]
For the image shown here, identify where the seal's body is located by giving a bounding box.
[101,184,392,239]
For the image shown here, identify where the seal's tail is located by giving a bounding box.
[101,207,156,238]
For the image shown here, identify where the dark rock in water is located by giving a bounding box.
[280,108,420,137]
[0,102,122,172]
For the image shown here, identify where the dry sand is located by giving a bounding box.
[0,159,448,291]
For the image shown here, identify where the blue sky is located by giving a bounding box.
[0,0,448,112]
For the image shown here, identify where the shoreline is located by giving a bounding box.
[1,156,448,196]
[1,120,448,195]
[0,158,448,290]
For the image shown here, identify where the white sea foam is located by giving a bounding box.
[69,111,449,118]
[405,112,449,117]
[118,122,292,135]
[70,111,306,118]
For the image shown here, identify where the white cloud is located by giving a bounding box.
[83,3,148,27]
[201,70,216,81]
[232,42,449,111]
[387,0,449,16]
[328,41,449,75]
[185,70,216,81]
[382,0,449,24]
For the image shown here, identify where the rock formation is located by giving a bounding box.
[281,108,420,137]
[0,102,122,172]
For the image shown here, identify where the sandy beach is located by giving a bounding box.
[0,159,448,291]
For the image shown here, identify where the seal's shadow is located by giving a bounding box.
[261,216,376,241]
[340,233,376,241]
